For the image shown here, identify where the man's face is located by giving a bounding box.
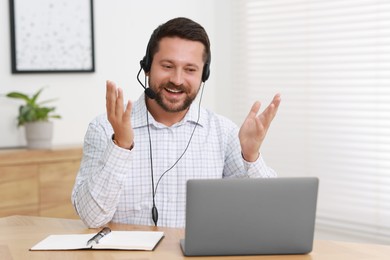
[148,37,205,113]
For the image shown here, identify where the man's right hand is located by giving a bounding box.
[106,80,134,149]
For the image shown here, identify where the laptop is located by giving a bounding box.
[180,177,319,256]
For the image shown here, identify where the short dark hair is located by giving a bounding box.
[141,17,211,72]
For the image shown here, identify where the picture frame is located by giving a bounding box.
[9,0,95,73]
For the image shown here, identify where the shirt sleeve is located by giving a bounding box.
[71,117,133,228]
[242,154,277,178]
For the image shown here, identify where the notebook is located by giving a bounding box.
[30,228,164,251]
[180,177,319,256]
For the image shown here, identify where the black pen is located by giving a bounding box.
[86,227,111,247]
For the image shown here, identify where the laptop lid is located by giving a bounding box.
[181,177,319,256]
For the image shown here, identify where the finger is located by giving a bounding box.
[106,80,118,119]
[258,104,276,127]
[115,87,124,117]
[123,100,133,122]
[246,101,261,119]
[263,93,281,113]
[258,94,281,126]
[271,93,281,110]
[267,93,281,119]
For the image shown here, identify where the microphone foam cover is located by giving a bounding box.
[145,88,156,99]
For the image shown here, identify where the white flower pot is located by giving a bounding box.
[25,121,53,149]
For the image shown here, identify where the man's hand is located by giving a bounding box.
[106,80,134,149]
[239,94,281,162]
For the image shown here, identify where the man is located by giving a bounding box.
[72,17,281,228]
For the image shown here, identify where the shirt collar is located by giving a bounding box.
[132,93,206,129]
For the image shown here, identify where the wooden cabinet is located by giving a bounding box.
[0,146,82,219]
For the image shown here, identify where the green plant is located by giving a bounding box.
[6,88,61,126]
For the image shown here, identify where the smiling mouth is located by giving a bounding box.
[165,87,184,94]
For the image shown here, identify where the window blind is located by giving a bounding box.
[230,0,390,244]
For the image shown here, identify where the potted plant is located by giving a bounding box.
[6,88,61,149]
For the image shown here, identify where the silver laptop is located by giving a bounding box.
[180,177,319,256]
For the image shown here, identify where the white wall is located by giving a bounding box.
[0,0,234,148]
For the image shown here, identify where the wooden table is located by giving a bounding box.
[1,215,390,259]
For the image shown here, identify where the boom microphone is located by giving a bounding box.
[136,64,156,99]
[144,87,156,100]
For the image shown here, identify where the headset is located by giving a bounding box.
[136,26,211,226]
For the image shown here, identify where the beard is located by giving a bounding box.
[151,81,198,113]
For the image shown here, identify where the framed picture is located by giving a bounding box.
[9,0,95,73]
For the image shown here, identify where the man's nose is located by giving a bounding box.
[170,69,184,86]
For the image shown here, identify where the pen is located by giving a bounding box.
[86,227,111,247]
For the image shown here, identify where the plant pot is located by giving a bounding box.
[25,121,53,149]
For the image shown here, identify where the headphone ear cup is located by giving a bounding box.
[202,63,210,82]
[140,55,151,73]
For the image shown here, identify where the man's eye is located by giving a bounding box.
[162,65,172,69]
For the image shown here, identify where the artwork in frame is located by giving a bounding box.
[9,0,95,73]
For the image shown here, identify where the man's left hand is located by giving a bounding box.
[239,94,281,162]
